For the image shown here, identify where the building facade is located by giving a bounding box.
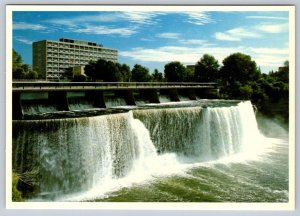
[33,38,118,81]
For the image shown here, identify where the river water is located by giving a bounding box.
[12,100,289,202]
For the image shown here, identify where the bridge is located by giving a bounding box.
[12,82,217,92]
[12,82,219,119]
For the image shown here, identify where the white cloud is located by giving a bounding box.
[156,33,181,39]
[121,11,164,25]
[179,39,208,45]
[215,32,240,41]
[183,11,214,25]
[13,22,46,30]
[215,27,260,41]
[73,25,137,36]
[249,47,289,55]
[246,16,288,20]
[256,23,288,33]
[44,11,163,37]
[15,37,33,45]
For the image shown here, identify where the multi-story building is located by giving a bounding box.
[32,38,118,81]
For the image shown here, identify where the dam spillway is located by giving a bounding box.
[12,82,219,119]
[11,100,289,202]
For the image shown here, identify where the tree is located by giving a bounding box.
[152,69,164,82]
[84,60,97,81]
[220,53,260,86]
[164,61,187,82]
[116,63,131,82]
[26,71,38,79]
[13,68,26,79]
[194,54,220,82]
[103,61,122,82]
[73,75,87,82]
[270,60,289,83]
[13,49,23,71]
[131,64,151,82]
[12,49,26,79]
[184,67,194,82]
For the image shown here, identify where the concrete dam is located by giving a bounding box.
[12,82,219,119]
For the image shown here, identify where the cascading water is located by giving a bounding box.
[12,100,288,202]
[104,98,127,108]
[159,95,171,103]
[133,101,261,161]
[68,98,95,111]
[21,100,58,114]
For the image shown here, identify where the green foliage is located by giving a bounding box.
[12,172,23,202]
[84,59,131,82]
[194,54,220,82]
[152,69,164,82]
[26,71,39,79]
[164,61,187,82]
[116,63,131,82]
[131,64,152,82]
[102,61,122,82]
[13,68,26,79]
[73,74,87,82]
[84,60,97,81]
[12,49,38,80]
[185,67,195,82]
[13,49,23,71]
[220,53,260,86]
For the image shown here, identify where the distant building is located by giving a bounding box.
[32,38,118,81]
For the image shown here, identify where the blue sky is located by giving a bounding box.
[12,9,289,73]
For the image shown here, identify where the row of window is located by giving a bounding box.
[46,50,116,56]
[46,57,116,62]
[46,43,116,53]
[47,48,116,52]
[46,53,116,58]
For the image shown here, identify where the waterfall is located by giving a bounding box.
[159,95,171,103]
[104,98,127,108]
[21,100,58,114]
[13,111,158,199]
[12,100,262,200]
[133,101,260,161]
[68,98,95,111]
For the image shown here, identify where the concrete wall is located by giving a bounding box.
[12,88,219,119]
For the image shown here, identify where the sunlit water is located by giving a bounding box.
[12,100,289,202]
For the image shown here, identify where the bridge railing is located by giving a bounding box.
[12,82,217,90]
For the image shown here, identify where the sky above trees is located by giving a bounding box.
[12,6,290,73]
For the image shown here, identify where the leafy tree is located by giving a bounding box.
[26,71,38,79]
[194,54,220,82]
[116,63,131,82]
[84,59,120,82]
[220,52,260,86]
[270,60,289,83]
[84,60,97,81]
[152,69,164,82]
[103,61,122,82]
[13,68,26,79]
[185,67,195,82]
[13,49,23,71]
[73,74,87,82]
[164,61,187,82]
[131,64,151,82]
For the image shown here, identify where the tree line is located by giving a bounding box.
[12,49,289,120]
[82,53,289,121]
[82,53,288,101]
[12,49,39,80]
